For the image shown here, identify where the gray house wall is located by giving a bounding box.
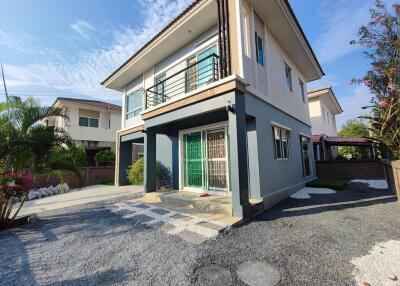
[118,90,315,216]
[244,92,316,208]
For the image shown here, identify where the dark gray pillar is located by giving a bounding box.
[228,91,251,218]
[119,141,133,185]
[171,133,180,190]
[144,129,157,192]
[246,117,261,199]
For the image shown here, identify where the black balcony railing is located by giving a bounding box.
[145,53,219,109]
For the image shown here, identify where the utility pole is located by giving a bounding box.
[1,60,9,103]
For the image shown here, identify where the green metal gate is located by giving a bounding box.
[183,128,228,191]
[184,132,203,188]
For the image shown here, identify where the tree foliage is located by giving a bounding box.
[351,1,400,159]
[94,149,115,166]
[338,119,370,137]
[126,157,144,185]
[338,119,371,159]
[0,96,84,226]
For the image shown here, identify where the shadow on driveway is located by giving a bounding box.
[253,181,397,222]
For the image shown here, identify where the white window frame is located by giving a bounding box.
[272,125,290,160]
[126,88,143,120]
[255,31,265,67]
[299,78,305,103]
[284,63,293,92]
[79,116,99,128]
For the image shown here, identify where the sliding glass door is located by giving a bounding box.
[183,127,228,191]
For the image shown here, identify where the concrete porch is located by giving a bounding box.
[134,190,241,226]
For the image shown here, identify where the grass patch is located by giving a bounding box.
[100,180,115,186]
[306,179,348,190]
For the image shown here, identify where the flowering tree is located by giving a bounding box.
[350,1,400,159]
[0,172,33,229]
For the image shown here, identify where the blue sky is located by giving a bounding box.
[0,0,387,128]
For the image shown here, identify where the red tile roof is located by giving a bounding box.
[57,97,121,111]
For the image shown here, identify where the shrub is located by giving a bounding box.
[95,149,115,166]
[127,158,144,185]
[126,158,171,188]
[306,179,348,190]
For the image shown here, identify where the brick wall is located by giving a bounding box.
[26,166,115,189]
[316,160,385,180]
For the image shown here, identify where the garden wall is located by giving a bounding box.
[25,166,115,189]
[316,160,385,180]
[382,160,400,200]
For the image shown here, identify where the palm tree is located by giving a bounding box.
[0,96,84,225]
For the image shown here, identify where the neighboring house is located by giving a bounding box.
[46,97,121,165]
[308,87,343,137]
[102,0,324,218]
[308,87,343,160]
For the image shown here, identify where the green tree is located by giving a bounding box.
[351,1,400,159]
[0,96,84,226]
[338,119,370,159]
[338,119,369,137]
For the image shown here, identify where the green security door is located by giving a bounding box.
[183,128,228,191]
[184,132,203,188]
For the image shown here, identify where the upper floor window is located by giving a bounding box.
[79,117,98,128]
[285,63,293,92]
[299,79,305,103]
[273,125,290,159]
[255,32,264,66]
[126,88,143,120]
[154,73,166,105]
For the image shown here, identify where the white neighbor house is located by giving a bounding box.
[46,98,122,165]
[308,87,343,136]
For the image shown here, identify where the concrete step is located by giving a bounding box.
[159,191,232,216]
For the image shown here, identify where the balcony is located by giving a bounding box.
[145,53,219,110]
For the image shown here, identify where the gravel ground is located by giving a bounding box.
[0,182,399,286]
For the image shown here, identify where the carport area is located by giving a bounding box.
[312,134,380,161]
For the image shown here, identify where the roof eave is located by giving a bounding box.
[101,0,204,89]
[282,0,324,80]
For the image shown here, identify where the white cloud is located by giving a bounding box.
[3,0,193,101]
[0,29,31,54]
[336,85,372,128]
[315,0,374,64]
[70,20,96,39]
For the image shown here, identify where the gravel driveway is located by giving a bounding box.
[1,181,399,286]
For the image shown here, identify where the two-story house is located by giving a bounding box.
[46,97,122,165]
[308,87,343,160]
[102,0,324,218]
[308,87,343,137]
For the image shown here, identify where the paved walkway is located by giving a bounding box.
[14,185,144,217]
[110,200,228,244]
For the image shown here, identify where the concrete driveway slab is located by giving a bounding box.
[14,185,144,217]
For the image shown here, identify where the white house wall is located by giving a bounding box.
[54,101,120,143]
[240,0,311,126]
[309,98,338,136]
